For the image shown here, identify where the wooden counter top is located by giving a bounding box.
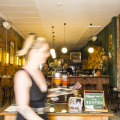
[48,75,110,78]
[0,111,113,116]
[0,104,113,120]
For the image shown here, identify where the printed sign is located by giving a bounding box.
[84,91,105,109]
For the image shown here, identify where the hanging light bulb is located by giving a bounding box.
[62,47,67,53]
[62,23,68,53]
[50,26,56,58]
[88,47,94,53]
[50,48,56,59]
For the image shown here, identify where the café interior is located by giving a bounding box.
[0,0,120,120]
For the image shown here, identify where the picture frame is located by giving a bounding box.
[10,41,14,64]
[70,52,81,63]
[109,34,112,49]
[0,48,2,63]
[19,57,21,66]
[68,97,83,112]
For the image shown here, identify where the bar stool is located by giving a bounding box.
[110,90,120,112]
[82,84,87,91]
[90,84,97,90]
[2,86,14,105]
[102,84,113,106]
[85,84,91,90]
[8,86,14,104]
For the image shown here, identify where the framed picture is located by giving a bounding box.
[10,41,14,64]
[109,34,112,49]
[70,52,81,63]
[19,58,21,66]
[68,97,83,112]
[0,48,2,63]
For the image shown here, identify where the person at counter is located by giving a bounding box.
[41,63,51,86]
[41,63,49,78]
[64,63,73,75]
[14,33,50,120]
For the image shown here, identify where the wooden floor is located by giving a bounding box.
[0,103,10,120]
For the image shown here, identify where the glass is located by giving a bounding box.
[62,79,69,87]
[53,78,62,86]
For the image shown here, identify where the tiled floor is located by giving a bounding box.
[109,111,120,120]
[108,103,120,120]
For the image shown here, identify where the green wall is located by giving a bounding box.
[80,17,117,87]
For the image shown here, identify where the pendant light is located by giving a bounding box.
[88,47,94,53]
[50,26,56,59]
[62,23,67,53]
[88,23,94,53]
[3,22,11,64]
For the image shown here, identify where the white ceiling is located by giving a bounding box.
[0,0,120,51]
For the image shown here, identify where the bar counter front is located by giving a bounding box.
[49,75,110,90]
[0,103,113,120]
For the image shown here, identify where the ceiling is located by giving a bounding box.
[0,0,120,51]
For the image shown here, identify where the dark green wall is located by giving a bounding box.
[80,17,117,87]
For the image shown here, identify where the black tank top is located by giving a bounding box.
[16,69,48,120]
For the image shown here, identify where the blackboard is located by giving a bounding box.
[84,90,105,110]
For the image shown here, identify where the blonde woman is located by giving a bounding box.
[14,33,50,120]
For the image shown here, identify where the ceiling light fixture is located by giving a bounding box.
[89,23,97,42]
[62,23,67,54]
[56,2,63,6]
[88,25,102,28]
[3,21,11,30]
[88,47,94,53]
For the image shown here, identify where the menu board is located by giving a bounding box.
[84,90,108,112]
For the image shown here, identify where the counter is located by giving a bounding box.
[0,103,113,120]
[48,75,110,90]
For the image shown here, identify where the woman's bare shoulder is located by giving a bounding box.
[14,70,32,87]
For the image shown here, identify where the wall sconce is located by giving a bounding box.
[88,47,94,53]
[22,57,26,66]
[3,21,11,65]
[6,53,9,64]
[17,56,19,65]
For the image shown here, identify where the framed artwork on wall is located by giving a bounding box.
[0,48,2,63]
[108,34,113,58]
[109,34,112,49]
[70,52,81,63]
[10,41,14,64]
[19,57,21,66]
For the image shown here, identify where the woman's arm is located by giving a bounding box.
[14,71,43,120]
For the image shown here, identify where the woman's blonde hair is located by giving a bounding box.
[17,33,48,56]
